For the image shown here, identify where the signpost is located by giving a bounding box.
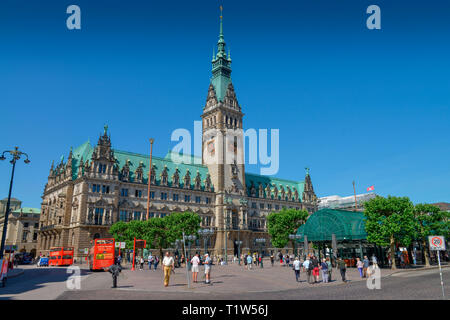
[428,236,446,299]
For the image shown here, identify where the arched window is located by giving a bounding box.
[93,233,101,240]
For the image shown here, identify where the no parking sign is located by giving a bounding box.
[428,236,446,251]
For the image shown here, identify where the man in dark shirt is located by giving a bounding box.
[107,264,122,288]
[336,257,347,283]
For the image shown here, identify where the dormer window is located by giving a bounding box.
[98,164,106,174]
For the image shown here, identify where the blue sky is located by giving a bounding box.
[0,0,449,208]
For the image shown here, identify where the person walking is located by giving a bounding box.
[259,255,263,268]
[362,256,370,278]
[204,253,212,284]
[148,254,153,270]
[162,252,174,287]
[154,256,159,270]
[293,257,301,282]
[337,257,347,283]
[303,256,312,284]
[139,256,144,270]
[270,254,274,267]
[311,255,320,283]
[326,257,332,281]
[107,263,122,288]
[356,257,364,278]
[191,253,200,283]
[320,258,329,283]
[246,254,252,270]
[116,254,122,267]
[286,255,290,267]
[371,254,378,268]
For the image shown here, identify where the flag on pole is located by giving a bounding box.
[367,185,375,191]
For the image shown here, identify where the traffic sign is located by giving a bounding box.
[120,242,126,249]
[429,236,446,251]
[84,248,89,254]
[115,242,120,248]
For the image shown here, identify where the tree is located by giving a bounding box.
[109,221,134,248]
[165,212,202,244]
[267,208,308,251]
[414,203,450,266]
[109,212,202,258]
[143,218,170,258]
[363,196,417,269]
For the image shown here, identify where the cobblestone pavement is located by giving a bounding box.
[1,262,448,300]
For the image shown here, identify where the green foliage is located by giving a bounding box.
[165,211,202,243]
[109,221,134,248]
[267,208,308,248]
[414,203,450,240]
[109,212,202,256]
[363,195,416,247]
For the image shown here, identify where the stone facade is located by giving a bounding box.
[0,206,40,256]
[37,14,318,260]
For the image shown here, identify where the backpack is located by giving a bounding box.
[308,261,314,270]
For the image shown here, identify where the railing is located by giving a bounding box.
[40,224,55,232]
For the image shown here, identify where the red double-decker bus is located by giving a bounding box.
[88,238,115,271]
[49,247,74,266]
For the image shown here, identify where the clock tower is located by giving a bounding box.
[201,7,246,258]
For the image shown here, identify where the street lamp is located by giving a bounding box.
[0,147,30,260]
[185,234,196,270]
[174,239,183,267]
[235,240,242,265]
[198,228,213,256]
[255,238,266,268]
[238,198,248,265]
[223,206,231,265]
[289,234,302,258]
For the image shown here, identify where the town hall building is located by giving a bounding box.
[37,13,318,259]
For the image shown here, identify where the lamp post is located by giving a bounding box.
[235,240,242,265]
[175,239,183,267]
[238,198,247,265]
[185,235,196,270]
[255,238,266,268]
[0,147,30,260]
[289,234,302,258]
[182,232,190,288]
[199,228,213,256]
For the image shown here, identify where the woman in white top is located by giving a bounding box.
[191,254,200,283]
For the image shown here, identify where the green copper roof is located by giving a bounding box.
[114,150,211,189]
[245,173,305,202]
[12,207,41,214]
[69,139,305,198]
[70,142,212,189]
[296,208,367,242]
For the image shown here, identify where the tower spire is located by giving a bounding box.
[210,4,232,102]
[219,5,223,37]
[217,5,226,58]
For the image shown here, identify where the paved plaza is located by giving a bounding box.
[0,260,448,300]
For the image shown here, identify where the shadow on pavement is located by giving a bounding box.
[0,266,91,300]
